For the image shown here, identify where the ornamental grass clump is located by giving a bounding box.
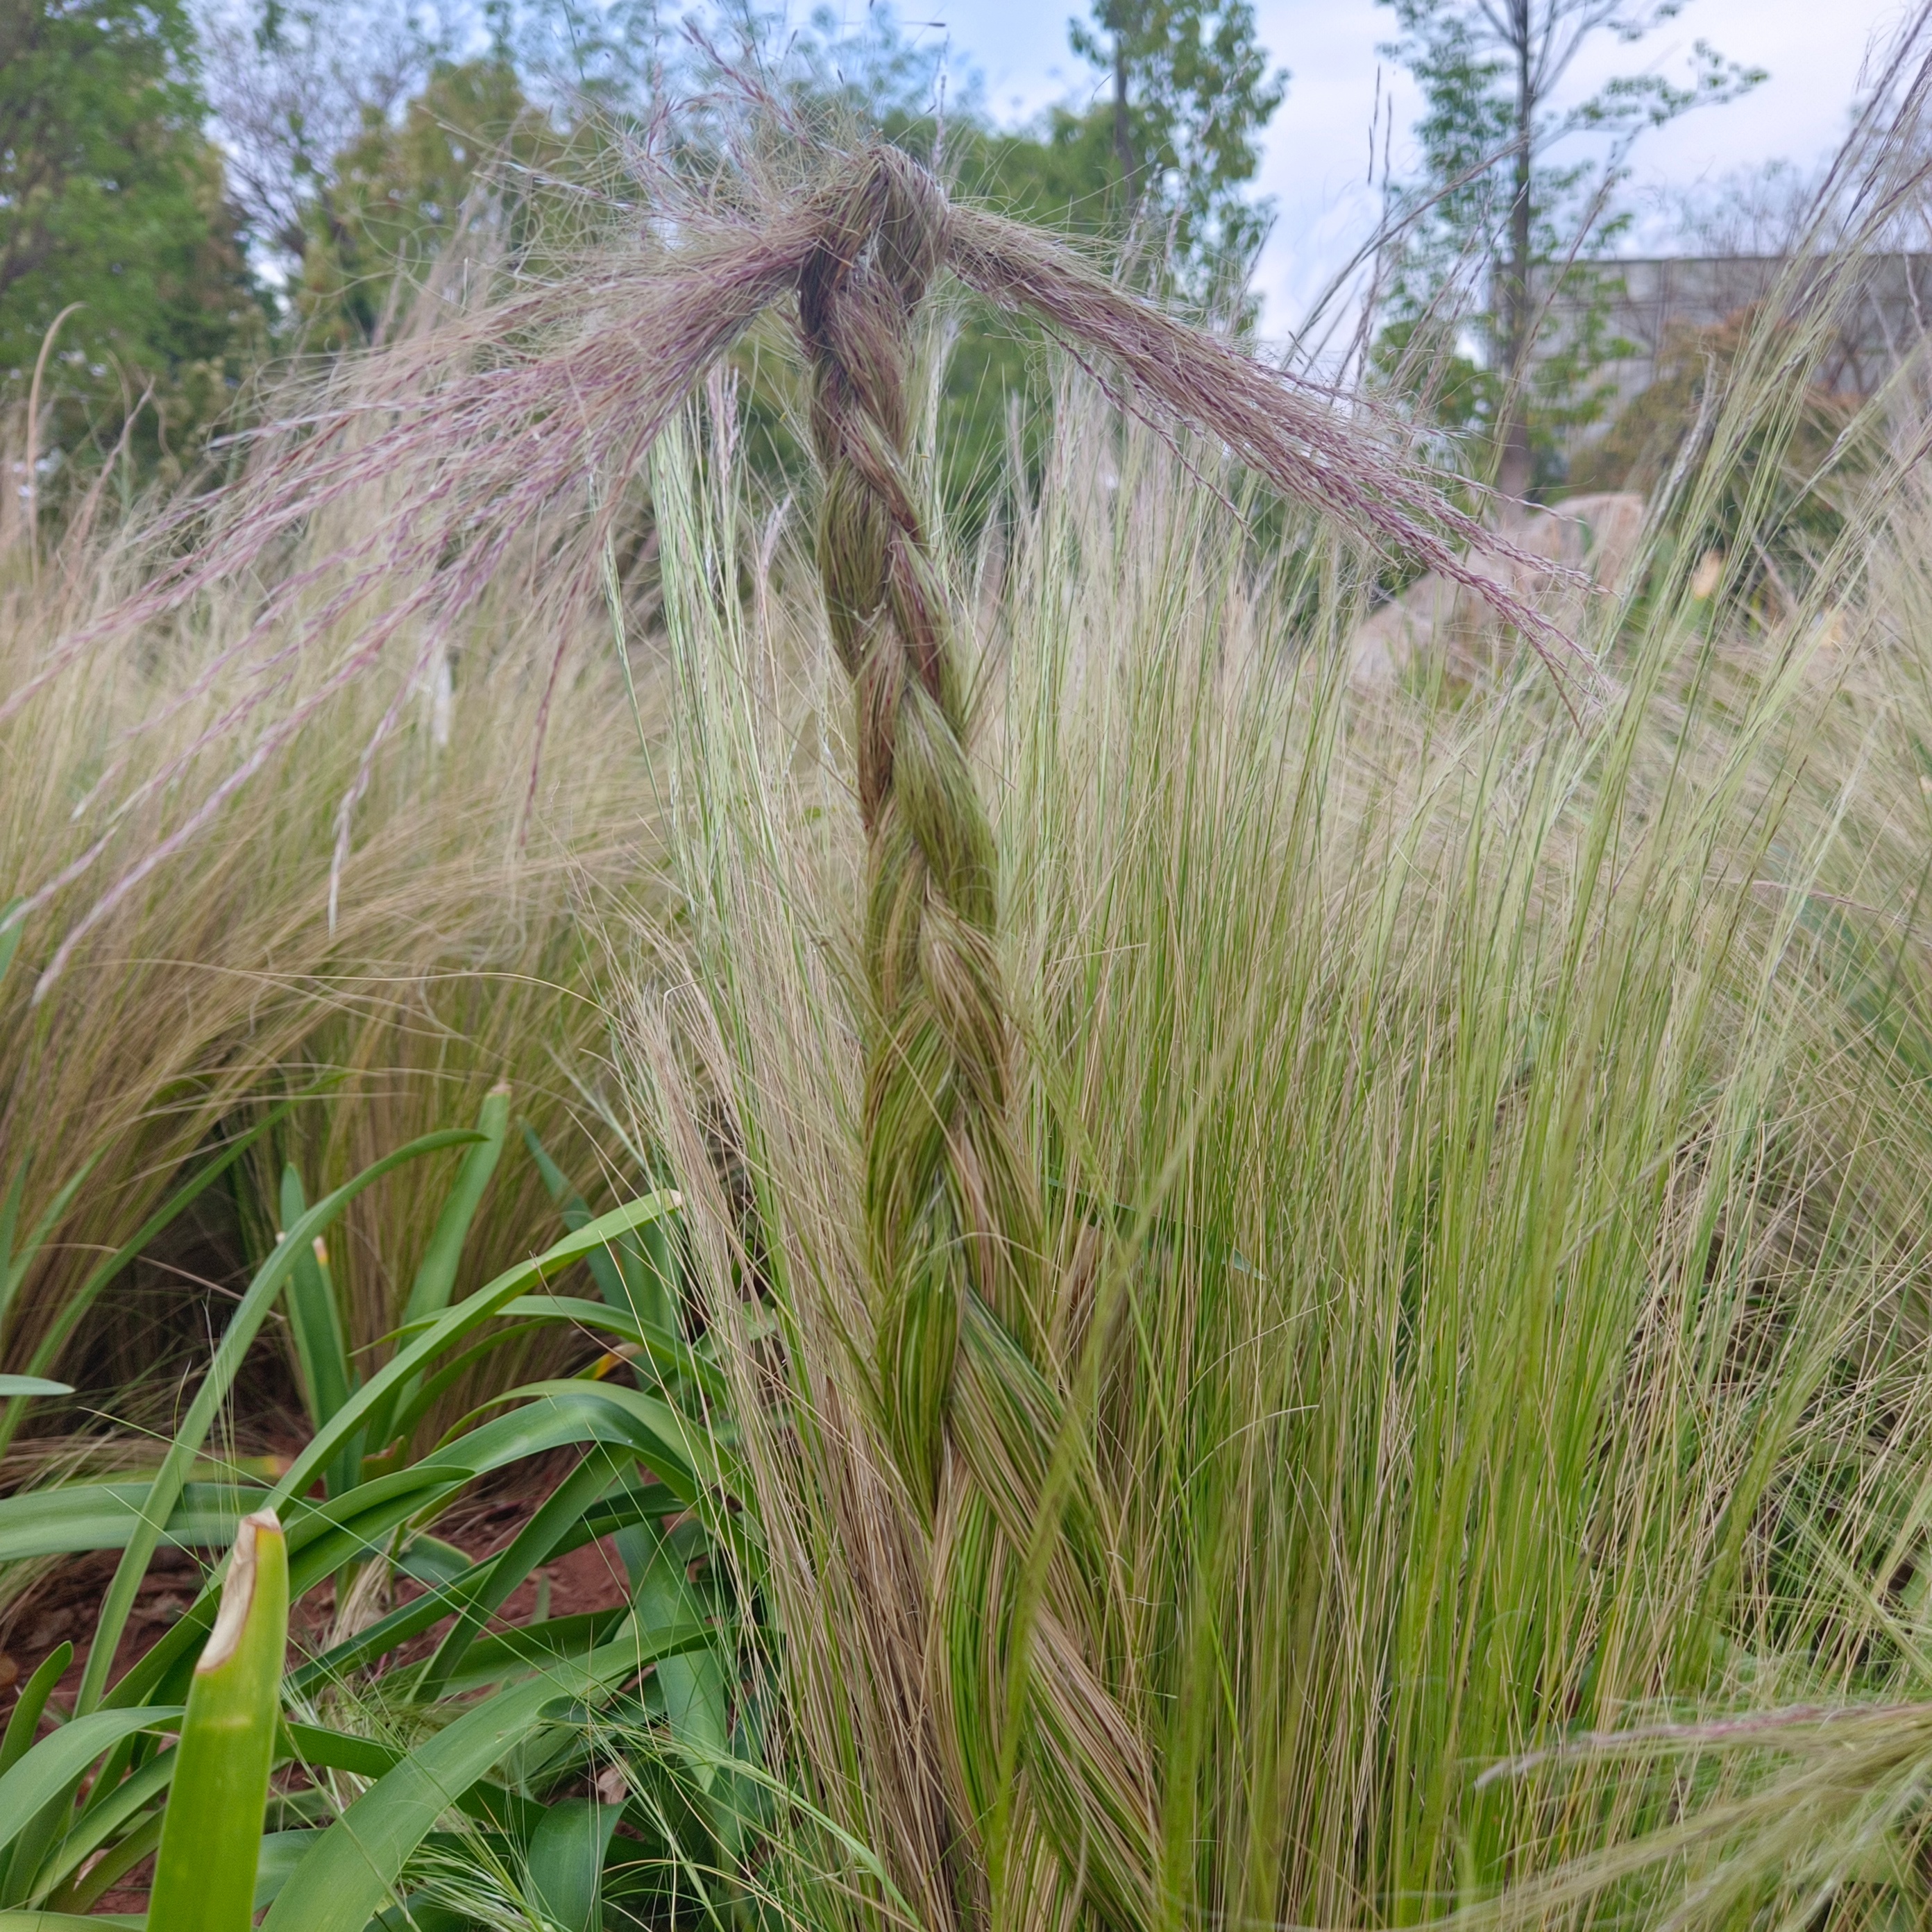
[27,68,1932,1925]
[606,43,1932,1932]
[10,127,1571,1932]
[0,216,669,1423]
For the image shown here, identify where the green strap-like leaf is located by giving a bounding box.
[253,1832,326,1913]
[405,1087,511,1327]
[285,1565,493,1696]
[278,1167,354,1443]
[415,1446,632,1698]
[0,1914,144,1928]
[275,1727,543,1837]
[632,1518,729,1793]
[0,1482,264,1562]
[74,1198,681,1718]
[149,1510,289,1932]
[375,1321,545,1457]
[0,1646,71,1780]
[260,1624,699,1932]
[0,1711,183,1856]
[76,1128,485,1715]
[484,1294,725,1400]
[357,1087,512,1455]
[422,1380,729,1503]
[525,1799,622,1932]
[282,1467,475,1589]
[93,1468,475,1722]
[262,1192,681,1517]
[278,1723,402,1781]
[521,1125,619,1308]
[435,1609,636,1694]
[522,1124,677,1331]
[21,1747,175,1907]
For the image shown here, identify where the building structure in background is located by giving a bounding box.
[1539,252,1932,450]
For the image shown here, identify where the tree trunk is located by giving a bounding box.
[1496,0,1535,507]
[1112,35,1136,189]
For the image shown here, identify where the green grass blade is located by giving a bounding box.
[76,1128,484,1715]
[525,1799,622,1932]
[149,1510,288,1932]
[260,1624,700,1932]
[0,1645,72,1780]
[0,1710,183,1858]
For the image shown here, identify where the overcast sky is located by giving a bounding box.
[879,0,1922,339]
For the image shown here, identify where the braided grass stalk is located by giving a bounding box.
[796,146,1155,1930]
[38,128,1586,1928]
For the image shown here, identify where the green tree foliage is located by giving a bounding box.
[1,0,262,488]
[196,0,453,276]
[1070,0,1287,297]
[282,0,1280,527]
[296,57,563,346]
[912,108,1125,527]
[1375,0,1761,498]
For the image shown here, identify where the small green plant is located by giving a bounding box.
[0,1113,783,1930]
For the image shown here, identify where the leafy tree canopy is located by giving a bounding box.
[296,57,564,347]
[1,0,262,482]
[1071,0,1286,299]
[1374,0,1761,496]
